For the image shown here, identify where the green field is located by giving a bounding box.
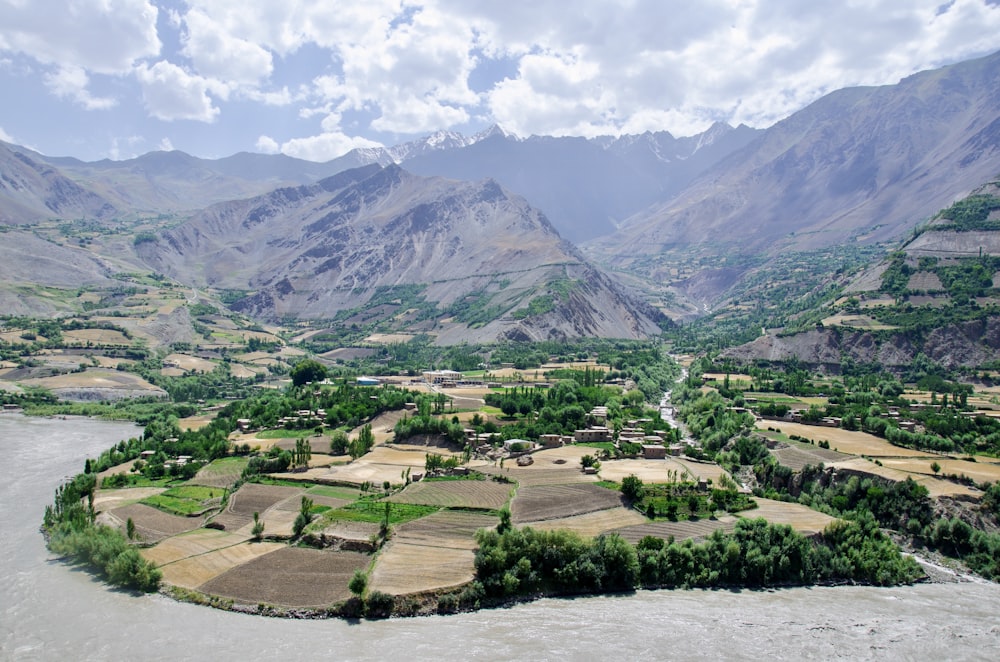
[142,485,221,516]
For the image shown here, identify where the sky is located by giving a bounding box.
[1,0,999,163]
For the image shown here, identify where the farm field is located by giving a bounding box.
[151,537,283,589]
[17,368,165,395]
[827,458,980,498]
[510,483,624,523]
[877,457,1000,484]
[93,486,164,510]
[108,502,204,543]
[613,517,738,544]
[388,479,512,509]
[198,547,369,608]
[744,499,837,535]
[523,507,647,538]
[319,446,458,485]
[62,328,131,345]
[756,420,935,457]
[190,457,248,488]
[598,458,714,484]
[479,464,597,487]
[369,510,497,595]
[210,483,304,533]
[768,443,853,471]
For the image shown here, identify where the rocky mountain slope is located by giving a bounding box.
[0,142,118,224]
[593,49,1000,307]
[135,164,664,343]
[404,123,759,243]
[722,181,1000,371]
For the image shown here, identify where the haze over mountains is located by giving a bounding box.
[2,50,1000,342]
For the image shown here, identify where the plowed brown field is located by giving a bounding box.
[369,510,496,595]
[387,479,512,509]
[198,547,369,608]
[511,484,624,523]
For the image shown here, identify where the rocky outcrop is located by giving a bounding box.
[723,316,1000,371]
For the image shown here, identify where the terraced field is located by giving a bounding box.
[369,510,497,595]
[210,483,304,533]
[613,517,738,544]
[522,507,648,538]
[511,484,624,523]
[387,479,512,510]
[756,421,933,458]
[107,502,204,543]
[198,547,369,608]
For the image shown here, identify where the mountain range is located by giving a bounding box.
[2,49,1000,343]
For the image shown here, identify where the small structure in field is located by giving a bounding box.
[642,444,667,460]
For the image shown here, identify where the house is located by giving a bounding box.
[642,444,667,460]
[574,427,611,443]
[422,369,462,384]
[539,434,564,448]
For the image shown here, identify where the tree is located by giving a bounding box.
[126,517,136,540]
[251,511,264,540]
[497,508,512,534]
[621,474,644,502]
[931,461,941,475]
[688,494,700,518]
[349,569,367,597]
[290,359,328,387]
[330,430,349,455]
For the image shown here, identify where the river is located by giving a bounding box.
[2,413,999,660]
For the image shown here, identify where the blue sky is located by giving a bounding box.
[2,0,999,162]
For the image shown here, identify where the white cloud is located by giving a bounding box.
[158,137,174,151]
[0,125,14,143]
[256,135,280,154]
[44,65,117,110]
[135,61,222,122]
[181,9,273,85]
[0,0,160,73]
[279,132,383,162]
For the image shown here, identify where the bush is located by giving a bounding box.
[365,590,395,618]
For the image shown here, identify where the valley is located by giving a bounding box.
[2,48,1000,623]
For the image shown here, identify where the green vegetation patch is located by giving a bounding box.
[141,485,221,516]
[323,500,438,525]
[306,485,364,500]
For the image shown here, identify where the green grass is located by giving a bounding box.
[255,429,311,439]
[141,485,222,516]
[251,477,317,489]
[323,500,438,525]
[306,485,364,500]
[197,456,249,475]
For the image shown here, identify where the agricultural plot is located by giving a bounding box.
[108,503,204,543]
[319,446,450,485]
[387,479,512,510]
[18,368,166,396]
[198,547,369,608]
[479,464,597,487]
[210,483,304,533]
[93,486,164,510]
[369,510,497,595]
[828,458,980,498]
[770,444,851,471]
[757,421,934,457]
[142,485,222,516]
[511,484,624,523]
[190,457,248,488]
[63,328,131,345]
[744,499,837,535]
[522,507,648,539]
[878,457,1000,485]
[613,517,738,544]
[150,537,283,589]
[597,458,705,484]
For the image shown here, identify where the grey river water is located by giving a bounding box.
[2,413,1000,661]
